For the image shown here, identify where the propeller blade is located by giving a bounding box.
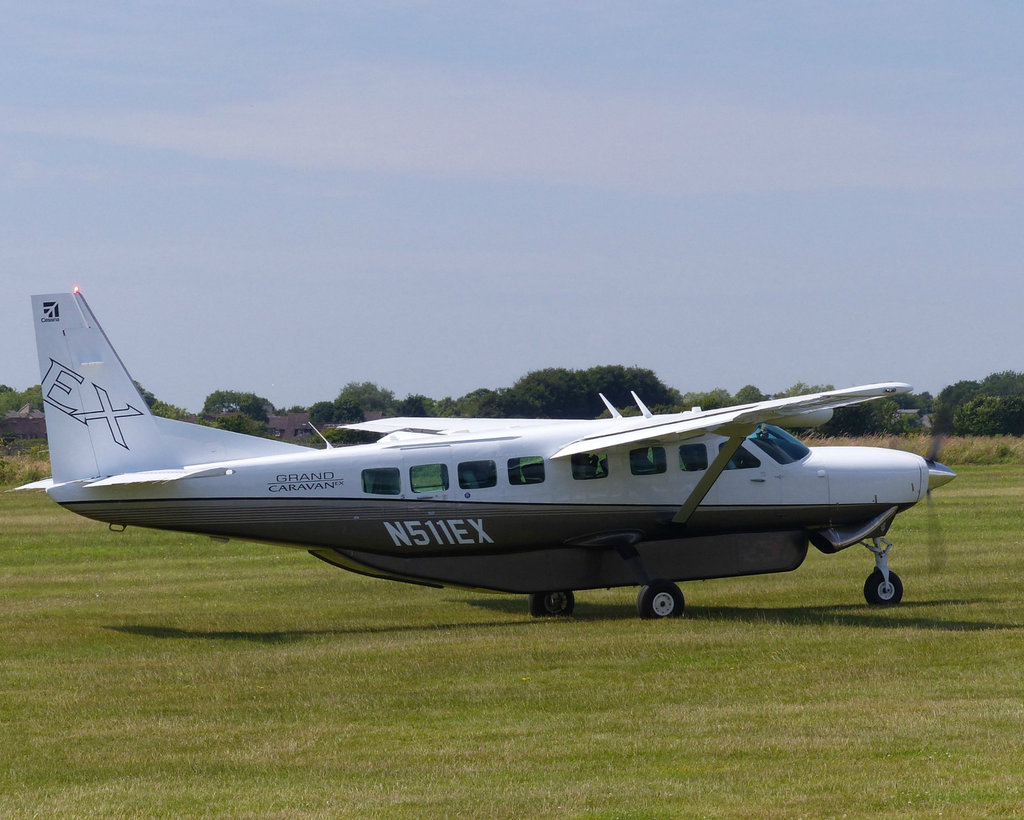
[923,433,954,571]
[925,433,946,464]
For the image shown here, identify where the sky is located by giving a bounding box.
[3,2,1023,412]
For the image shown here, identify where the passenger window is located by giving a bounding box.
[458,460,497,489]
[571,452,609,480]
[508,456,545,485]
[409,463,449,493]
[630,446,666,475]
[720,442,761,470]
[679,444,708,472]
[362,467,401,495]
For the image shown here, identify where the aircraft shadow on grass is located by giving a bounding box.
[104,619,530,643]
[107,598,1017,642]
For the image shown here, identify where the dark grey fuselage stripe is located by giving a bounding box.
[62,496,908,557]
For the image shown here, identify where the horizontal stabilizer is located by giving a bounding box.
[12,478,55,491]
[83,465,235,488]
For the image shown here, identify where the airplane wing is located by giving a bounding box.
[550,382,911,459]
[546,382,911,527]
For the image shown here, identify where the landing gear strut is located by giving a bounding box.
[863,537,903,606]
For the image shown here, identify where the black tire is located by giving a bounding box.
[864,569,903,606]
[528,590,575,617]
[637,580,685,619]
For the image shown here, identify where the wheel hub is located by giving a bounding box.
[651,591,676,616]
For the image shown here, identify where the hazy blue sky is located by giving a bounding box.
[4,2,1023,412]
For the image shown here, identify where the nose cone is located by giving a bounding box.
[927,460,956,491]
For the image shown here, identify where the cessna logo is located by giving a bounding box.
[41,359,144,450]
[41,301,60,323]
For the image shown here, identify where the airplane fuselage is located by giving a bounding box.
[28,289,954,613]
[46,422,929,593]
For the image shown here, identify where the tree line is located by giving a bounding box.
[7,367,1024,439]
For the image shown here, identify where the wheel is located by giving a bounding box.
[864,569,903,606]
[528,590,575,617]
[637,580,685,619]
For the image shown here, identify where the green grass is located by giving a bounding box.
[3,467,1024,818]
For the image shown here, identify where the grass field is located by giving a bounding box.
[2,465,1024,818]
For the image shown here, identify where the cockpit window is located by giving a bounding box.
[746,424,810,464]
[720,442,761,470]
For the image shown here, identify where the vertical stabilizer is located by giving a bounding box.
[32,290,171,483]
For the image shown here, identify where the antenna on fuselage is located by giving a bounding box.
[307,421,334,449]
[631,391,653,419]
[598,393,623,419]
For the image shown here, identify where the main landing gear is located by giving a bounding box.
[862,536,903,606]
[528,590,575,617]
[527,582,685,619]
[637,579,685,619]
[528,538,687,619]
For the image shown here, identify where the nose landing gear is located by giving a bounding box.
[863,537,903,606]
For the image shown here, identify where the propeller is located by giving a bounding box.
[923,434,955,571]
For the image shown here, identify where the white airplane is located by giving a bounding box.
[23,289,955,619]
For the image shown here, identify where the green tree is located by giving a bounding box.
[208,413,270,437]
[432,396,459,417]
[308,401,335,425]
[202,390,273,423]
[502,365,680,419]
[678,388,733,412]
[395,394,435,417]
[932,380,981,434]
[734,385,768,405]
[319,427,379,447]
[979,370,1024,396]
[818,400,914,436]
[0,385,43,415]
[151,400,190,420]
[953,396,1024,436]
[503,368,580,417]
[335,382,395,415]
[772,382,834,399]
[576,366,681,415]
[454,388,510,418]
[133,381,157,409]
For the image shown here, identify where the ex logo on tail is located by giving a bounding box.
[42,359,144,450]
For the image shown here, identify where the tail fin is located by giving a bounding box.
[33,290,173,483]
[32,289,302,484]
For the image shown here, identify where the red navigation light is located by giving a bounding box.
[73,285,81,294]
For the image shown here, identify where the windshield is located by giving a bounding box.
[746,424,810,464]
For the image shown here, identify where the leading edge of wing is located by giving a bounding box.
[550,382,911,459]
[341,417,577,436]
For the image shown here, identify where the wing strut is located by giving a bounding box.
[672,428,753,525]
